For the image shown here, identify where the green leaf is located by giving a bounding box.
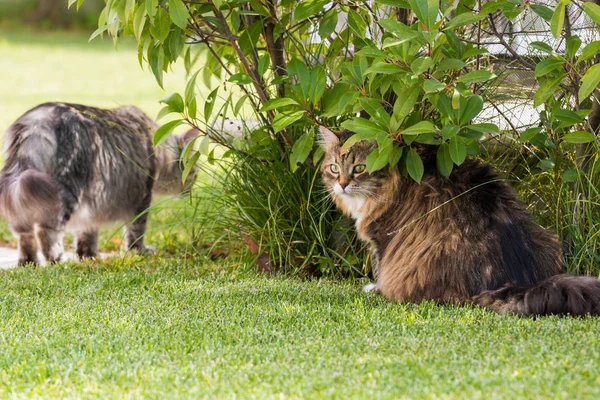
[529,41,553,54]
[290,133,315,172]
[537,159,555,171]
[436,58,466,71]
[272,111,305,133]
[533,74,564,107]
[260,98,300,112]
[376,0,410,6]
[579,41,600,63]
[348,10,367,37]
[156,105,172,120]
[319,9,338,38]
[520,127,543,142]
[203,87,219,121]
[578,64,600,100]
[164,27,184,62]
[258,53,271,76]
[379,19,414,37]
[444,11,488,30]
[393,83,420,121]
[436,143,453,177]
[148,44,165,88]
[555,110,584,125]
[566,36,582,59]
[88,24,110,42]
[534,58,565,77]
[184,70,200,106]
[561,169,578,182]
[458,95,483,125]
[229,73,253,85]
[582,2,600,26]
[550,0,567,39]
[294,0,328,20]
[133,5,147,41]
[359,98,390,126]
[366,61,406,75]
[433,93,453,120]
[411,57,433,75]
[467,123,499,134]
[455,70,496,84]
[449,137,467,165]
[423,79,445,93]
[356,46,389,58]
[388,146,403,168]
[530,4,553,21]
[188,97,197,120]
[169,0,190,29]
[182,151,200,184]
[562,131,596,144]
[150,8,170,42]
[309,66,327,104]
[339,131,384,152]
[408,0,438,29]
[154,119,182,146]
[366,142,393,173]
[406,148,424,183]
[146,0,158,17]
[402,121,437,136]
[160,93,184,113]
[341,118,388,136]
[442,125,459,140]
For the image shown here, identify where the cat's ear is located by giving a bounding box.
[318,126,339,147]
[180,128,200,146]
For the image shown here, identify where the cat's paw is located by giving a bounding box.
[140,245,156,255]
[362,283,379,293]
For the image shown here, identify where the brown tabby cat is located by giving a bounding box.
[320,127,600,316]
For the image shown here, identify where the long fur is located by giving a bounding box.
[319,128,600,317]
[0,102,197,264]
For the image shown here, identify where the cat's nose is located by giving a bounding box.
[339,181,349,190]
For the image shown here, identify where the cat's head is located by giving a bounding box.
[154,128,199,196]
[319,126,393,207]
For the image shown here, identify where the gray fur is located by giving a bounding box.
[0,102,197,265]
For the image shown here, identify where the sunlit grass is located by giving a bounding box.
[1,258,600,398]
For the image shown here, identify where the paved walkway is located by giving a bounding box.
[0,248,108,269]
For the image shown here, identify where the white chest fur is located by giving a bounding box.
[339,195,366,228]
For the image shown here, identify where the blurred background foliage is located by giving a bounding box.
[0,0,103,29]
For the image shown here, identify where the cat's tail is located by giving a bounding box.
[472,274,600,317]
[0,169,60,226]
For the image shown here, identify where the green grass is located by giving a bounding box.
[1,257,600,399]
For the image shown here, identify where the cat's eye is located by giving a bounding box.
[330,164,339,174]
[353,164,366,174]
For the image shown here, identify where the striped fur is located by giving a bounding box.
[0,102,197,265]
[320,127,600,317]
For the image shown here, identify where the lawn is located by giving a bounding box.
[1,257,600,398]
[1,28,600,399]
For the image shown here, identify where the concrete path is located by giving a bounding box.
[0,248,109,269]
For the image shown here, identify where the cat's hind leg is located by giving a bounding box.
[124,194,155,255]
[35,224,64,264]
[12,226,39,266]
[75,229,99,259]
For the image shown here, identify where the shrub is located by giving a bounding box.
[79,0,600,275]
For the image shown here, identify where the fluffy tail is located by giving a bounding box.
[473,274,600,317]
[0,169,60,227]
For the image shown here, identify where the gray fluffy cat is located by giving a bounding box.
[0,102,197,265]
